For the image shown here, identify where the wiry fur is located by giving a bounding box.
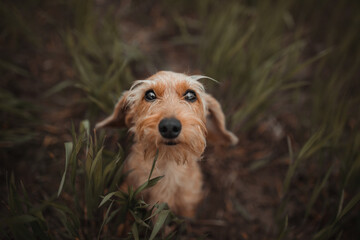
[96,71,238,217]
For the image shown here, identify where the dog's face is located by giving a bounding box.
[96,71,238,163]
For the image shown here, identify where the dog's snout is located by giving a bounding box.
[158,118,182,139]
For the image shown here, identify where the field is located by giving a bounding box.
[1,0,359,239]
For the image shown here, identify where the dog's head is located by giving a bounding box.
[96,71,238,163]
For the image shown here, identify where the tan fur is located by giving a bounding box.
[96,71,238,218]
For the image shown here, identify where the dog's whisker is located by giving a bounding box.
[189,75,219,84]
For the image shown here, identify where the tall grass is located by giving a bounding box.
[64,0,141,117]
[0,88,38,148]
[0,1,42,149]
[194,0,360,238]
[1,0,359,239]
[0,1,42,48]
[1,121,180,239]
[199,0,311,131]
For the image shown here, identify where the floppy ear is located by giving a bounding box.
[95,91,131,129]
[204,94,238,146]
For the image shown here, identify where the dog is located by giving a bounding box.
[96,71,238,218]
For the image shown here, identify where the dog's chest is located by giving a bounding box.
[125,152,202,198]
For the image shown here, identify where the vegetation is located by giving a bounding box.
[1,0,359,239]
[1,121,180,239]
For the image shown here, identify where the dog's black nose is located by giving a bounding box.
[158,118,182,139]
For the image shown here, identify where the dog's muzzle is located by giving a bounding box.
[158,118,182,139]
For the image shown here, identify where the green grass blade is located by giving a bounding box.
[130,210,150,229]
[131,223,140,240]
[336,192,360,222]
[0,59,30,77]
[42,80,74,98]
[58,142,73,197]
[90,147,104,177]
[285,48,332,80]
[149,210,170,240]
[80,119,90,138]
[312,225,334,240]
[305,164,334,220]
[145,203,168,221]
[148,149,159,181]
[134,176,164,197]
[97,200,114,240]
[277,215,288,240]
[336,190,345,219]
[98,192,117,208]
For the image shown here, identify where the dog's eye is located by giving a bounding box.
[145,90,156,102]
[184,90,197,102]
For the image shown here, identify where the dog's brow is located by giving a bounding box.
[130,80,149,90]
[187,80,205,93]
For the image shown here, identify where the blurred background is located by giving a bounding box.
[0,0,359,239]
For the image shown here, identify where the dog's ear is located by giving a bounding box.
[95,91,132,129]
[204,94,238,146]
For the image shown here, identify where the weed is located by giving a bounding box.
[1,121,182,239]
[64,0,142,117]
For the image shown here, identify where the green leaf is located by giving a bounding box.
[20,181,30,209]
[129,210,150,229]
[147,176,164,188]
[336,192,360,221]
[286,48,332,80]
[99,192,117,208]
[90,147,104,177]
[115,190,128,200]
[80,119,90,138]
[58,142,73,197]
[42,80,74,98]
[277,215,288,240]
[298,127,328,160]
[336,190,345,219]
[106,208,122,225]
[149,210,170,240]
[131,223,139,240]
[312,225,334,240]
[312,192,360,240]
[0,59,30,77]
[148,149,159,181]
[134,176,164,197]
[305,164,334,220]
[97,200,114,240]
[55,208,78,237]
[145,203,168,221]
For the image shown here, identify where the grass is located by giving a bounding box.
[0,88,38,148]
[1,121,182,239]
[1,0,359,239]
[198,0,311,131]
[193,0,360,238]
[64,0,142,118]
